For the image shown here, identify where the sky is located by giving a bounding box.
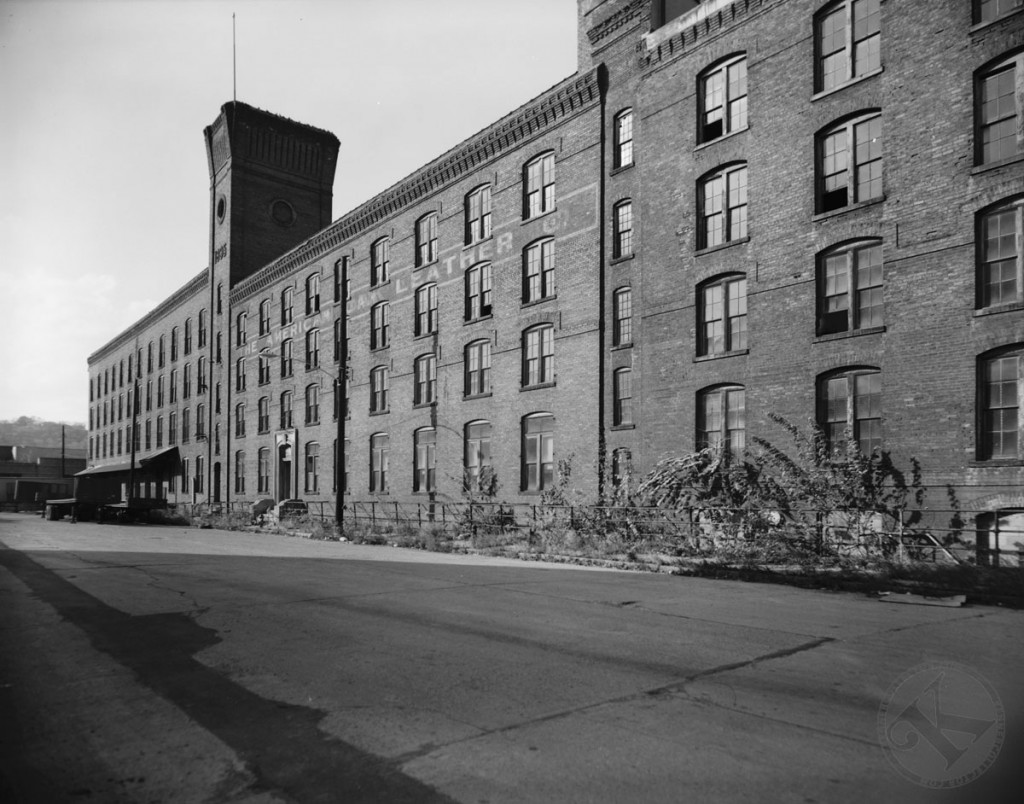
[0,0,579,424]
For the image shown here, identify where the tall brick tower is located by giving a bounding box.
[204,101,340,290]
[202,102,339,503]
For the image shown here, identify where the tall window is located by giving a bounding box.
[613,368,633,426]
[170,327,179,361]
[370,366,389,413]
[305,384,320,425]
[524,239,555,302]
[371,302,390,349]
[305,273,321,315]
[258,448,270,494]
[697,385,746,459]
[819,369,881,454]
[281,287,294,326]
[465,185,492,244]
[334,319,343,362]
[182,408,191,444]
[184,318,193,355]
[370,433,389,492]
[147,342,154,373]
[235,357,246,392]
[305,442,320,493]
[280,391,293,430]
[156,416,163,448]
[614,288,633,346]
[698,275,747,356]
[815,0,881,93]
[371,237,390,286]
[236,312,247,346]
[235,403,246,437]
[416,212,438,266]
[522,413,554,492]
[259,300,271,335]
[699,164,748,248]
[414,428,436,493]
[699,55,747,143]
[415,283,438,336]
[613,201,634,259]
[334,257,348,302]
[169,411,177,446]
[198,309,207,348]
[158,335,166,368]
[523,325,555,387]
[979,348,1024,460]
[818,113,882,213]
[281,339,293,377]
[614,109,634,169]
[524,152,555,219]
[196,403,206,439]
[305,329,320,370]
[979,197,1024,308]
[195,456,204,494]
[235,451,246,494]
[976,0,1023,24]
[216,332,223,364]
[258,397,270,433]
[258,350,271,385]
[818,240,883,334]
[157,376,165,408]
[414,354,437,406]
[464,421,492,492]
[465,340,491,397]
[465,263,493,321]
[977,53,1023,165]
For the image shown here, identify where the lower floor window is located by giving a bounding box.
[305,442,320,493]
[371,434,389,492]
[980,349,1023,460]
[414,428,436,493]
[522,413,554,492]
[697,385,746,459]
[818,369,881,454]
[464,421,493,492]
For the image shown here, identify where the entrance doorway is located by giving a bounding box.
[278,443,292,500]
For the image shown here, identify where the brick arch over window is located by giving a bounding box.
[977,343,1024,461]
[697,52,747,144]
[975,49,1024,166]
[696,384,746,459]
[817,366,881,454]
[816,239,883,335]
[816,111,882,214]
[697,273,747,356]
[697,162,747,249]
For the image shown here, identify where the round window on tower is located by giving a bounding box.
[216,196,226,223]
[270,199,296,228]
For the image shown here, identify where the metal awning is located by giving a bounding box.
[75,447,180,477]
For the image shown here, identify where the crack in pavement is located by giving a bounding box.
[0,545,454,804]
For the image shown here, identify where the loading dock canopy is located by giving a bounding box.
[75,447,180,477]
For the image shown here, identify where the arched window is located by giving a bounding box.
[236,312,248,346]
[522,325,555,387]
[613,109,634,168]
[257,397,270,434]
[814,0,880,93]
[464,421,492,492]
[416,212,438,266]
[281,287,294,326]
[259,300,271,335]
[305,328,320,370]
[976,52,1024,165]
[465,262,493,321]
[371,237,390,286]
[305,384,320,425]
[522,413,555,492]
[523,152,555,219]
[817,240,883,334]
[305,273,321,315]
[613,368,633,426]
[235,451,246,494]
[697,274,747,356]
[370,433,389,493]
[414,354,437,406]
[258,447,270,493]
[523,239,555,302]
[370,366,389,413]
[698,54,747,143]
[698,163,747,249]
[613,200,633,258]
[613,287,633,346]
[818,368,881,454]
[280,391,293,430]
[235,357,245,392]
[413,428,436,493]
[697,385,746,459]
[235,402,246,437]
[978,345,1024,460]
[371,302,390,349]
[465,185,492,244]
[817,112,882,213]
[304,442,320,493]
[978,196,1024,308]
[464,340,491,397]
[415,283,438,336]
[280,339,293,377]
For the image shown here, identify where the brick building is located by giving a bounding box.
[86,0,1024,550]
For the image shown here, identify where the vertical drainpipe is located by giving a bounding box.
[597,63,609,500]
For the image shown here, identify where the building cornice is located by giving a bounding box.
[88,269,208,365]
[587,0,649,46]
[231,68,602,304]
[640,0,776,69]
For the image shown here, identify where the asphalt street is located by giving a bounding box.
[0,513,1021,803]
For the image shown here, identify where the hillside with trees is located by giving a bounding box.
[0,417,88,449]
